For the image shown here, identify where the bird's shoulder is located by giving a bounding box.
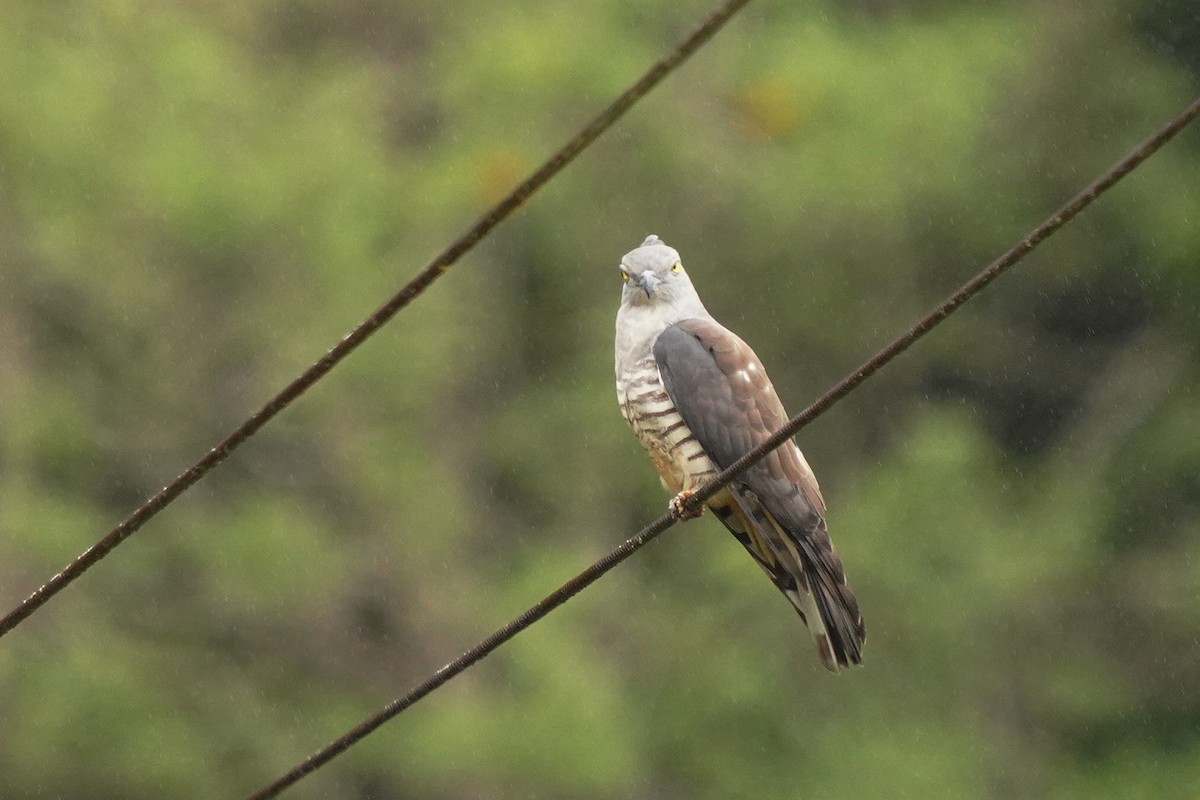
[653,317,771,387]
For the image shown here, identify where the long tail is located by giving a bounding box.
[712,486,865,672]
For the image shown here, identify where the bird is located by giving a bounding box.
[614,234,864,672]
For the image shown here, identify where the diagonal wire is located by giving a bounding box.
[0,0,756,641]
[244,95,1200,800]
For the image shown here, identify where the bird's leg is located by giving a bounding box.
[669,490,706,520]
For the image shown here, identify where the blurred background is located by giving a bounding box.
[0,0,1198,797]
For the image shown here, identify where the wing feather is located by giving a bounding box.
[653,319,864,670]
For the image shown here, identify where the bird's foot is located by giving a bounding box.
[669,491,705,520]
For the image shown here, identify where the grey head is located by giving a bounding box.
[615,234,711,369]
[617,234,709,317]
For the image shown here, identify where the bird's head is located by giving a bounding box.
[617,234,704,312]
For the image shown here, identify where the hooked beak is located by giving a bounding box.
[636,270,660,297]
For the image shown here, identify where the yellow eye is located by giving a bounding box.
[671,262,682,272]
[620,270,629,281]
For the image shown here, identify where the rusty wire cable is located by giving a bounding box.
[0,0,757,641]
[243,94,1200,800]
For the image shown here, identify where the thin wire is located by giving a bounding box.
[0,0,756,641]
[688,94,1200,513]
[244,95,1200,800]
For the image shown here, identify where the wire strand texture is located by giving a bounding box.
[243,95,1200,800]
[0,0,757,641]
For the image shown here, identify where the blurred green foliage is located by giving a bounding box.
[0,0,1198,797]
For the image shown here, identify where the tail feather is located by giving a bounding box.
[713,486,865,672]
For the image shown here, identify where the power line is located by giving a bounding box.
[0,0,757,641]
[242,94,1200,800]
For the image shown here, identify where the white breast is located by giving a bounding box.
[616,359,717,494]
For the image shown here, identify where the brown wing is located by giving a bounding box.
[653,318,864,670]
